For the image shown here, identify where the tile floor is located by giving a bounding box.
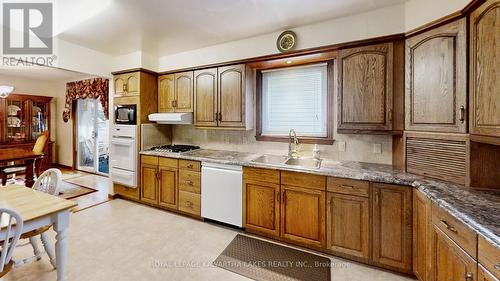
[4,199,415,281]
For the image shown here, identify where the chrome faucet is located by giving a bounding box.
[288,129,299,159]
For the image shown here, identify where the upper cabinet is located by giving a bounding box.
[194,64,253,129]
[337,42,401,133]
[470,0,500,138]
[158,74,175,113]
[158,72,194,113]
[114,72,140,96]
[405,19,467,133]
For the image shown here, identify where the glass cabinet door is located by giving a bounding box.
[6,99,27,143]
[31,101,49,140]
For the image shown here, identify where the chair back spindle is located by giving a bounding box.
[0,208,23,272]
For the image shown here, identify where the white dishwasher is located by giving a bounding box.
[201,162,243,227]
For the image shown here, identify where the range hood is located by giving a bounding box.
[148,113,193,124]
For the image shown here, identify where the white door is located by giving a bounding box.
[76,99,109,175]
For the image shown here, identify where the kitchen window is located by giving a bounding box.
[256,62,333,144]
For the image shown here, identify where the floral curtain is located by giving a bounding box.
[63,78,109,122]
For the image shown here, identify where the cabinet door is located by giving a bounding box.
[244,180,280,238]
[327,192,370,260]
[406,19,467,133]
[174,71,194,112]
[413,189,431,281]
[218,64,246,128]
[158,74,175,113]
[280,185,326,248]
[141,163,158,205]
[338,42,393,131]
[470,1,500,137]
[372,183,412,272]
[114,75,125,96]
[125,72,140,95]
[158,166,177,210]
[429,225,477,281]
[479,265,499,281]
[194,68,218,127]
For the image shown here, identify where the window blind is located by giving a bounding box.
[261,63,328,137]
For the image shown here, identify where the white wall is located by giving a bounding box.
[404,0,470,31]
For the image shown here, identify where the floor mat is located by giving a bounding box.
[214,234,331,281]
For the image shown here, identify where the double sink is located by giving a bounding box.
[252,154,322,169]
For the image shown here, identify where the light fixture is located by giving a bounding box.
[0,86,14,98]
[286,60,293,64]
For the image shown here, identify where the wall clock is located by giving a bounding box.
[276,30,297,53]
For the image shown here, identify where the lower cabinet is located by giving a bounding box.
[413,189,431,281]
[280,185,326,248]
[429,225,477,281]
[479,265,499,281]
[244,179,281,238]
[326,191,370,261]
[140,163,159,205]
[372,183,413,273]
[158,166,178,210]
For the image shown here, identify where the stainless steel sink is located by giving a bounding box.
[252,154,288,165]
[285,157,322,169]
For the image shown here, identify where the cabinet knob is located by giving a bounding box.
[187,180,193,186]
[187,164,193,168]
[465,272,473,281]
[186,201,193,207]
[494,263,500,270]
[440,220,458,233]
[459,105,465,123]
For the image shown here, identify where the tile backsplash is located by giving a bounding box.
[171,125,392,164]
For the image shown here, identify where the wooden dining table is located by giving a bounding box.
[0,185,77,281]
[0,148,44,187]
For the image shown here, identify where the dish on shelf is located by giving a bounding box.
[32,116,39,126]
[7,116,21,127]
[7,105,21,116]
[32,106,42,115]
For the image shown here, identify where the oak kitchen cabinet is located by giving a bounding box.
[114,71,140,96]
[337,42,403,133]
[469,0,500,138]
[405,18,467,133]
[243,167,281,239]
[429,203,478,281]
[326,178,370,261]
[478,236,500,281]
[158,71,194,113]
[194,64,253,129]
[177,160,201,216]
[140,155,179,211]
[372,183,412,273]
[413,188,431,281]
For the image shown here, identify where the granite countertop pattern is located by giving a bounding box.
[140,149,500,248]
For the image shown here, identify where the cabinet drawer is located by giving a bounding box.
[141,155,158,165]
[479,236,500,279]
[179,159,200,172]
[159,157,178,168]
[243,167,280,184]
[281,171,326,191]
[327,177,369,197]
[178,170,200,193]
[432,204,477,259]
[178,191,201,216]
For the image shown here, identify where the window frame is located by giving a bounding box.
[254,55,335,145]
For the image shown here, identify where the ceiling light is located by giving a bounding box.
[286,60,293,64]
[0,86,14,98]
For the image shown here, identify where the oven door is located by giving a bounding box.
[110,137,136,171]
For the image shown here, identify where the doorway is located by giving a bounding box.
[75,98,109,175]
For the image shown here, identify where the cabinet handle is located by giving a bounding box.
[156,171,160,180]
[187,180,193,186]
[465,272,473,281]
[494,263,500,270]
[186,201,193,207]
[218,112,222,121]
[215,112,219,121]
[276,191,280,202]
[374,191,379,204]
[389,109,393,122]
[440,220,458,233]
[281,190,286,204]
[459,105,465,123]
[171,101,175,108]
[187,164,193,169]
[342,185,354,189]
[123,84,128,93]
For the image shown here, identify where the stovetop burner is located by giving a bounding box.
[149,144,200,153]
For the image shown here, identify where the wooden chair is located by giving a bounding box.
[15,168,61,268]
[0,208,23,278]
[0,131,49,185]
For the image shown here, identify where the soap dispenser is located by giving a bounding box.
[312,144,320,160]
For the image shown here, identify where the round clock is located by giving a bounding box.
[276,31,297,53]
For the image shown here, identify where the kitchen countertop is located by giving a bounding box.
[140,148,500,248]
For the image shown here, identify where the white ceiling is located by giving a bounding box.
[56,0,407,56]
[0,66,95,82]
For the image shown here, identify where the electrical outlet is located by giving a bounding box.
[373,143,382,154]
[338,141,346,152]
